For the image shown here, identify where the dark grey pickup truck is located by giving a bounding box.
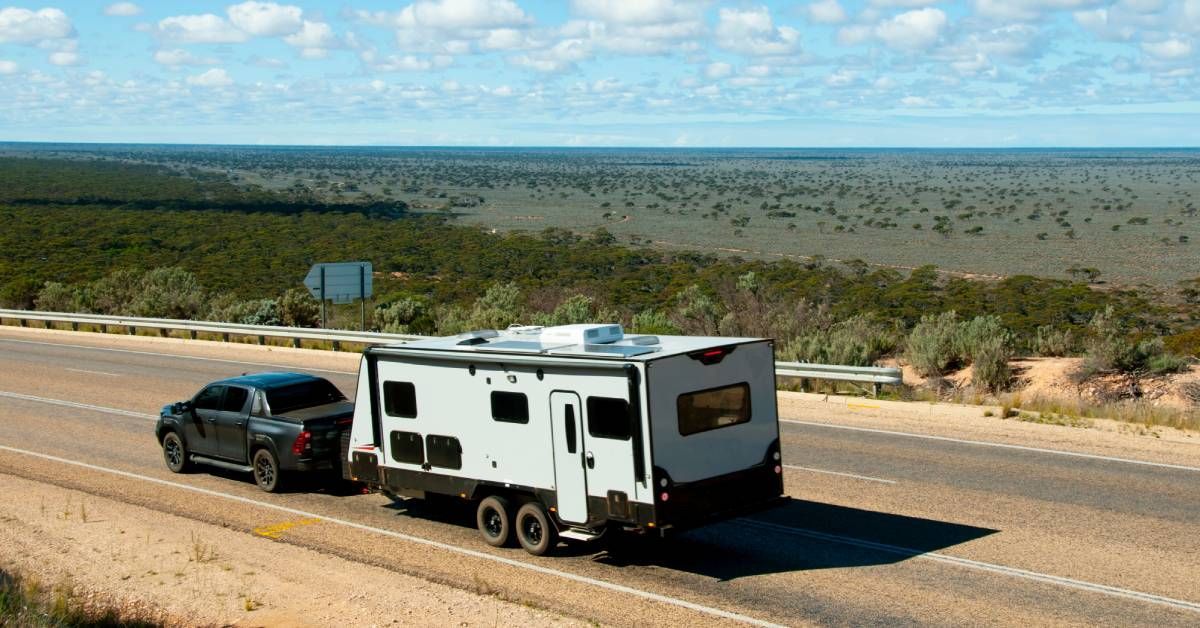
[156,372,352,492]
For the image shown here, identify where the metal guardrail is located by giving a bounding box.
[0,310,902,391]
[0,309,426,350]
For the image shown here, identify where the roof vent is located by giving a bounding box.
[539,324,623,346]
[457,329,499,345]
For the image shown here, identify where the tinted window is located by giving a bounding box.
[389,430,424,465]
[194,386,224,411]
[586,397,630,440]
[677,383,751,436]
[383,381,417,418]
[264,379,346,414]
[490,391,529,424]
[426,434,462,469]
[221,387,249,413]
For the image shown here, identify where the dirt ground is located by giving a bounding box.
[0,474,582,627]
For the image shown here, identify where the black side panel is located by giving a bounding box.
[426,435,463,470]
[389,431,424,465]
[624,364,646,487]
[382,466,478,498]
[350,451,380,483]
[366,353,383,448]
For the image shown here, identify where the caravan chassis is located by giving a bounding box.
[346,342,785,552]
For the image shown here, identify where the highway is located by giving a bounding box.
[1,328,1199,626]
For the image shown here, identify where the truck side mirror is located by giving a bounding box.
[173,401,192,415]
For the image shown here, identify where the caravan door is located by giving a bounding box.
[549,391,588,524]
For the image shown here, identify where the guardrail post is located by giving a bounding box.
[158,328,167,337]
[872,382,880,397]
[291,338,301,348]
[222,333,230,342]
[257,335,265,345]
[188,330,196,340]
[71,322,78,331]
[126,325,135,335]
[18,318,26,327]
[332,340,341,351]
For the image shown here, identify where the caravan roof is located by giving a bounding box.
[374,324,765,362]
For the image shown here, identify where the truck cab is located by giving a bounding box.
[157,372,352,491]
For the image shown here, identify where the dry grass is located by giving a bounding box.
[0,567,166,627]
[997,392,1199,432]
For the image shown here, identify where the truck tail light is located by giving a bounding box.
[292,430,313,455]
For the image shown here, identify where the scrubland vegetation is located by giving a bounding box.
[1,149,1197,425]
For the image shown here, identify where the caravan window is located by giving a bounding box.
[490,391,529,424]
[586,397,631,440]
[677,383,751,436]
[383,381,418,418]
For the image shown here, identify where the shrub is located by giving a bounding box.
[212,298,281,326]
[1034,325,1075,356]
[781,315,899,366]
[531,294,619,327]
[89,269,143,315]
[955,315,1005,361]
[629,309,680,335]
[971,332,1013,391]
[34,282,83,313]
[128,267,206,319]
[1147,352,1190,375]
[1164,328,1200,357]
[278,287,320,327]
[670,284,722,336]
[1082,307,1189,375]
[906,311,960,377]
[375,297,429,334]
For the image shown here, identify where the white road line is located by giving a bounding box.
[0,390,156,420]
[65,367,121,377]
[0,338,357,376]
[783,464,896,484]
[738,519,1200,615]
[0,444,784,628]
[781,419,1200,473]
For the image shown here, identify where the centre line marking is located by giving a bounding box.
[0,390,156,420]
[0,338,357,375]
[781,419,1200,473]
[783,464,896,484]
[0,444,784,628]
[65,367,121,377]
[737,519,1200,614]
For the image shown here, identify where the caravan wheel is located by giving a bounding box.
[476,496,512,547]
[515,502,557,556]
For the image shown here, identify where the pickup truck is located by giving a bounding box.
[156,372,353,492]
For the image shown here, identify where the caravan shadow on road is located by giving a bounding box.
[594,497,999,580]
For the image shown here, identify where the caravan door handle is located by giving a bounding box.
[585,451,595,469]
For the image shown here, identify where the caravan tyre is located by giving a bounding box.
[515,502,557,556]
[477,496,512,547]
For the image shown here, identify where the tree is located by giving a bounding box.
[279,288,320,327]
[128,267,206,319]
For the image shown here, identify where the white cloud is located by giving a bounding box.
[0,7,73,43]
[900,95,933,106]
[0,59,17,74]
[571,0,698,25]
[808,0,847,24]
[837,24,872,45]
[157,14,249,44]
[715,7,801,56]
[186,68,233,87]
[1142,38,1193,58]
[104,3,142,17]
[48,51,79,66]
[391,0,531,30]
[975,0,1104,22]
[871,0,940,7]
[704,61,732,79]
[154,48,217,66]
[227,1,303,37]
[509,38,592,72]
[874,7,947,50]
[360,49,454,71]
[283,20,337,51]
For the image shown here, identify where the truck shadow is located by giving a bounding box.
[594,497,998,580]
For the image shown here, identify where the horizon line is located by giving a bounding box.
[2,140,1199,150]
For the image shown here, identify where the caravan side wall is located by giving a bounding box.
[646,341,780,483]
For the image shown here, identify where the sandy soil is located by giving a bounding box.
[0,474,582,627]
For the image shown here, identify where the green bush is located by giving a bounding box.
[211,298,280,326]
[670,284,722,336]
[375,297,430,334]
[780,315,899,366]
[89,269,144,315]
[629,309,680,335]
[1034,325,1075,356]
[971,332,1013,391]
[34,281,83,313]
[128,267,206,320]
[905,311,960,377]
[1082,307,1189,375]
[531,294,619,327]
[278,287,319,328]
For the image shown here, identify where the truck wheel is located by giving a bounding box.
[476,496,512,547]
[252,448,283,493]
[515,502,557,556]
[162,432,190,473]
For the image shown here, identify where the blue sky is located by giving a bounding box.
[0,0,1197,146]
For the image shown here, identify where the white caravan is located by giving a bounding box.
[344,324,784,555]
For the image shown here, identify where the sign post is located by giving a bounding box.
[304,262,373,330]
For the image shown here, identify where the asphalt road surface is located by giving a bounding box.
[1,330,1198,626]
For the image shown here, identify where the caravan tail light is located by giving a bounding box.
[774,465,782,474]
[660,492,670,502]
[688,346,736,365]
[292,430,313,455]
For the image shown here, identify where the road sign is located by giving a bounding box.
[304,262,373,304]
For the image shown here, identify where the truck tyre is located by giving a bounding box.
[162,432,190,473]
[515,502,557,556]
[252,448,283,493]
[476,496,512,547]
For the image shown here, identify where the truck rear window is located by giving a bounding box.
[677,383,751,436]
[264,379,346,414]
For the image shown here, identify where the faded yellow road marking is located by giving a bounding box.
[847,403,880,410]
[253,517,320,539]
